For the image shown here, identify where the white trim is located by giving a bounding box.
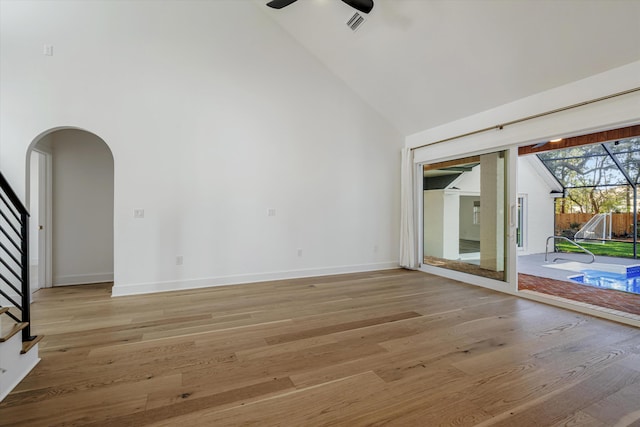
[523,156,563,193]
[419,264,514,295]
[416,164,424,271]
[407,61,640,152]
[54,273,114,287]
[518,290,640,328]
[26,147,53,289]
[410,93,640,165]
[506,148,518,288]
[111,261,399,297]
[43,150,53,288]
[517,194,528,252]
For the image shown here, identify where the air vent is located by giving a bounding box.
[346,12,365,31]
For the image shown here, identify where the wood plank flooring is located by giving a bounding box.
[1,269,639,426]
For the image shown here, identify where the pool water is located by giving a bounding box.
[571,269,640,295]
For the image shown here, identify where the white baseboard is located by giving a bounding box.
[111,261,399,297]
[53,272,114,287]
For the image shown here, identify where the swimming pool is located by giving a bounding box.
[569,266,640,295]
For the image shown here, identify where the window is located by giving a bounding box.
[473,201,480,225]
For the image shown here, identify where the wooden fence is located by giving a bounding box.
[555,213,636,237]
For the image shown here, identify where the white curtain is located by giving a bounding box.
[399,147,418,269]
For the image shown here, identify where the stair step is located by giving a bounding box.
[0,322,29,342]
[21,335,43,354]
[0,307,8,316]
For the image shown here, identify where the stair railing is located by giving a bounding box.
[0,171,35,342]
[545,235,595,264]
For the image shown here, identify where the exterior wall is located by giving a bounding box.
[516,156,556,255]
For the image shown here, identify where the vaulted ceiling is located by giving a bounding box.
[257,0,640,136]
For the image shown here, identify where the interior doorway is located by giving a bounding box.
[27,128,114,289]
[28,149,51,293]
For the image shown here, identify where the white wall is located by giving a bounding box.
[517,156,556,255]
[50,130,114,286]
[0,1,403,295]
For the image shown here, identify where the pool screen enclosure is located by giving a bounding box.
[536,136,640,258]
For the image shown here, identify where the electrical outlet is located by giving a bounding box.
[134,209,144,218]
[176,256,183,266]
[297,248,303,257]
[43,44,53,56]
[268,208,276,217]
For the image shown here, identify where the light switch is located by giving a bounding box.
[134,209,144,218]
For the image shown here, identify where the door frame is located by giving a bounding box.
[417,146,518,295]
[516,194,528,252]
[28,147,53,290]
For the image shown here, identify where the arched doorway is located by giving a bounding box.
[26,128,114,292]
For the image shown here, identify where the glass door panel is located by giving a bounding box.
[422,151,508,281]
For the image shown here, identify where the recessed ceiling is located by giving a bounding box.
[256,0,640,135]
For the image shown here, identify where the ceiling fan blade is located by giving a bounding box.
[266,0,299,9]
[342,0,374,14]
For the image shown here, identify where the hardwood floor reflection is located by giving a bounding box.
[423,256,505,281]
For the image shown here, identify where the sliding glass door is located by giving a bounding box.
[421,150,509,281]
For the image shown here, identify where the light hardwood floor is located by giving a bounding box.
[1,269,639,426]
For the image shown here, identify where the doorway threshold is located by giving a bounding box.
[518,288,640,327]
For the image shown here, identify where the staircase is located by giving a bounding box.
[0,171,42,402]
[1,309,41,401]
